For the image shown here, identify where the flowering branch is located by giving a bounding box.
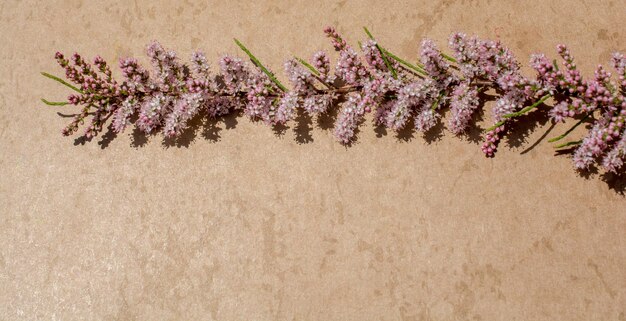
[41,26,626,175]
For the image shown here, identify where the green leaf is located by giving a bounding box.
[41,98,69,106]
[555,140,582,149]
[363,27,398,79]
[294,56,320,76]
[378,47,427,76]
[41,72,83,94]
[234,39,287,92]
[442,53,457,63]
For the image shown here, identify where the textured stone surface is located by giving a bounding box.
[0,0,625,320]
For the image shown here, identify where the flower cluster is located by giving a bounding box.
[43,27,626,175]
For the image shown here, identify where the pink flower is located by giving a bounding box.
[112,97,137,133]
[414,108,439,132]
[421,39,455,86]
[448,82,480,135]
[244,71,276,124]
[334,95,364,144]
[492,92,524,122]
[119,57,151,93]
[219,55,250,94]
[335,46,369,86]
[146,41,187,90]
[275,91,299,124]
[284,59,315,95]
[312,50,335,84]
[137,93,171,133]
[573,116,610,169]
[549,101,574,123]
[361,40,387,73]
[324,26,347,51]
[206,96,239,118]
[303,94,334,114]
[191,51,210,78]
[164,93,205,137]
[602,131,626,173]
[386,79,436,130]
[481,126,505,157]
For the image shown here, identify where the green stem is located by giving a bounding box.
[502,94,552,119]
[555,140,582,149]
[486,120,506,132]
[41,98,69,106]
[41,72,83,94]
[486,94,552,131]
[380,48,427,76]
[548,113,591,143]
[363,27,398,79]
[234,39,287,92]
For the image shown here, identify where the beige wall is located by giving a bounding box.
[0,0,625,319]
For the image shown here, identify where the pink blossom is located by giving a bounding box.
[303,94,334,114]
[448,82,480,135]
[324,26,347,51]
[481,126,505,157]
[421,39,455,86]
[414,108,439,133]
[334,95,364,144]
[602,131,626,172]
[275,91,299,124]
[137,93,171,133]
[549,101,574,123]
[164,93,205,137]
[112,97,137,133]
[219,55,250,94]
[336,46,369,86]
[361,40,387,73]
[573,116,610,169]
[284,59,315,94]
[386,79,436,130]
[119,57,150,93]
[244,71,277,124]
[312,50,335,84]
[146,41,187,90]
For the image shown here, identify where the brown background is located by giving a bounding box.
[1,0,625,320]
